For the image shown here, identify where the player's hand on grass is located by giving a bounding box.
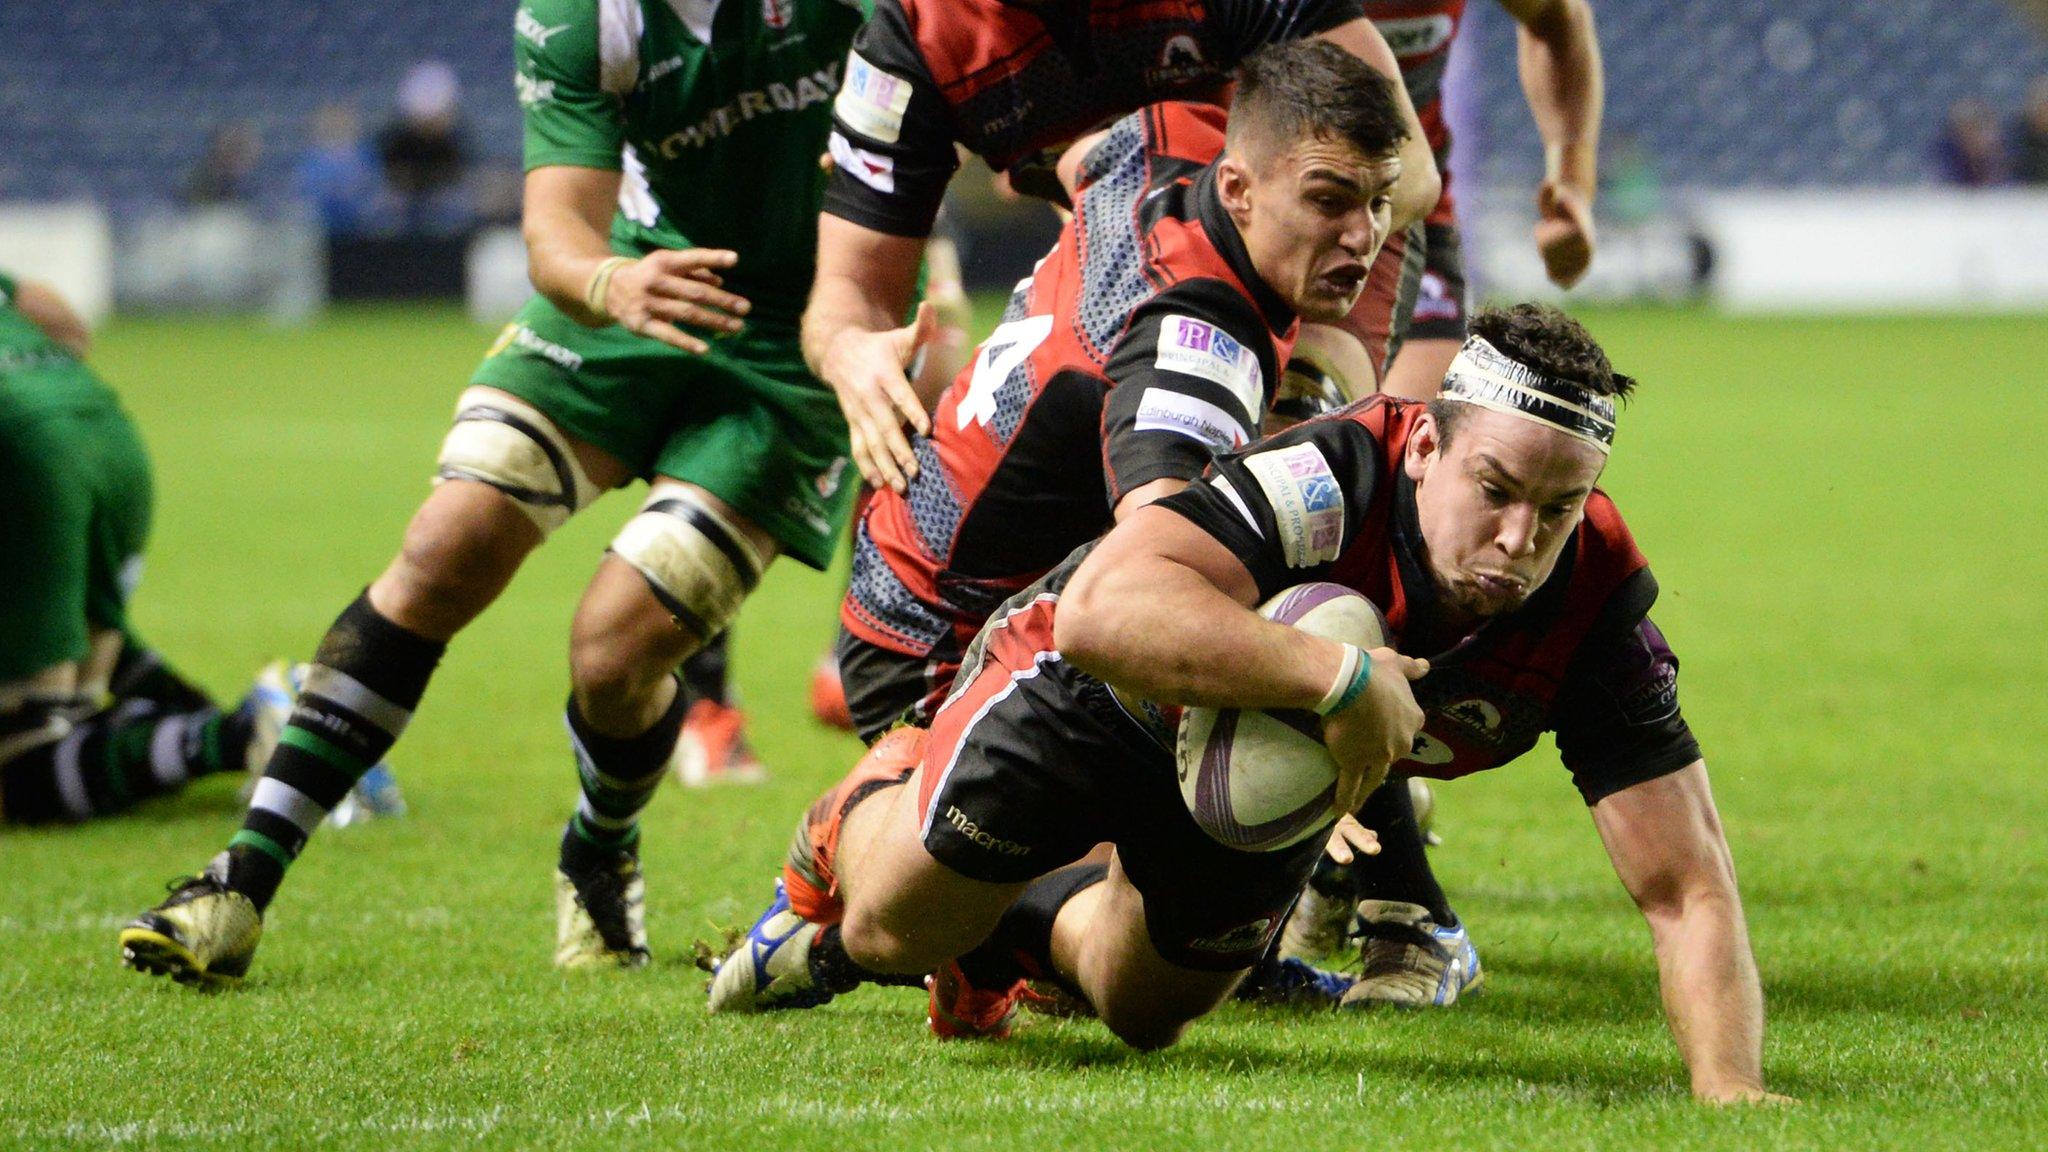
[828,301,936,493]
[1323,813,1381,865]
[1321,647,1429,816]
[1533,179,1596,290]
[608,249,751,355]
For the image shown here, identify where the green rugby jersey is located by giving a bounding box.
[516,0,866,323]
[0,271,114,424]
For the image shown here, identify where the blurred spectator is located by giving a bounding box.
[1933,99,2006,187]
[293,104,381,236]
[378,61,473,234]
[181,123,262,206]
[2011,77,2048,186]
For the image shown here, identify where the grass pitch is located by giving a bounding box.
[4,303,2044,1150]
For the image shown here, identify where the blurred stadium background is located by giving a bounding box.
[4,0,2048,319]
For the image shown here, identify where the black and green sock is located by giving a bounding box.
[560,677,688,871]
[228,592,444,910]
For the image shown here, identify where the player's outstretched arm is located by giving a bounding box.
[1315,18,1441,231]
[1591,761,1793,1105]
[1501,0,1603,288]
[522,165,749,355]
[801,215,933,493]
[1057,504,1426,812]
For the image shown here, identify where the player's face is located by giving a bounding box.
[1405,406,1607,621]
[1230,139,1400,323]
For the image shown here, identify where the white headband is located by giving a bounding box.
[1438,336,1616,454]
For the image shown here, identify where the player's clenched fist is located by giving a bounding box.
[600,248,752,355]
[1320,647,1428,816]
[1533,180,1596,290]
[825,301,936,494]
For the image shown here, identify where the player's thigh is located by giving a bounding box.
[0,415,96,681]
[856,615,1112,965]
[1069,853,1245,1050]
[836,768,1031,974]
[651,326,856,575]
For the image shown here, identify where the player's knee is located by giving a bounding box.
[379,504,528,626]
[434,387,598,537]
[605,481,766,643]
[838,906,933,975]
[566,625,670,724]
[1096,1000,1195,1052]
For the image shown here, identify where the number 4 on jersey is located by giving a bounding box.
[957,315,1054,430]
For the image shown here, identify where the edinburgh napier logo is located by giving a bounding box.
[944,806,1032,857]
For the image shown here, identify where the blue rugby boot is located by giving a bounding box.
[706,879,834,1013]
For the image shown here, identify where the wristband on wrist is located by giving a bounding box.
[583,256,634,319]
[1313,643,1373,717]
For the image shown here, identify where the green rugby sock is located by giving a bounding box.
[228,593,443,911]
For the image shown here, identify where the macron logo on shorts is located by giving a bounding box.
[945,805,1032,857]
[836,51,913,144]
[1154,315,1262,424]
[1244,442,1343,567]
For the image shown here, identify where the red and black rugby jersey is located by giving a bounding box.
[1156,396,1702,802]
[843,102,1298,658]
[823,0,1365,237]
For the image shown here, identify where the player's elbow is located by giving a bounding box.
[1395,160,1443,230]
[1051,564,1123,675]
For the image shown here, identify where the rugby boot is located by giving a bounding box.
[672,699,767,787]
[118,852,262,989]
[706,879,834,1013]
[1277,883,1355,964]
[1338,900,1484,1009]
[927,959,1023,1039]
[554,847,650,969]
[1234,955,1356,1007]
[783,726,925,924]
[808,655,854,731]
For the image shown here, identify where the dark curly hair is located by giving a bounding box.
[1227,40,1409,168]
[1429,303,1635,447]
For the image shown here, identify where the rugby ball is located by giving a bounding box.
[1176,583,1389,852]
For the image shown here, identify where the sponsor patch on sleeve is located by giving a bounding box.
[1132,387,1251,451]
[829,131,895,192]
[1243,442,1343,567]
[1153,315,1263,424]
[835,51,914,144]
